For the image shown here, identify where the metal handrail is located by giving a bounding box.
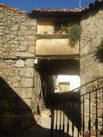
[50,76,103,137]
[80,76,103,137]
[68,76,103,93]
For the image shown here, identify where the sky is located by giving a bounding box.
[0,0,95,12]
[56,75,80,91]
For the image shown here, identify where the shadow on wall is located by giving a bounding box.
[0,77,72,137]
[0,77,48,137]
[47,92,81,130]
[41,73,81,134]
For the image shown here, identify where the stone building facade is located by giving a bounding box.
[80,7,103,89]
[0,1,103,136]
[80,2,103,135]
[0,5,81,135]
[0,4,38,134]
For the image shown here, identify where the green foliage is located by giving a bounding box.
[60,24,68,33]
[100,129,103,135]
[97,38,103,52]
[69,24,82,46]
[96,39,103,62]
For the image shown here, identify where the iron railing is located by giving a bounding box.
[50,101,81,137]
[50,77,103,137]
[50,91,81,137]
[81,77,103,137]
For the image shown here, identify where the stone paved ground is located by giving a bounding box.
[0,111,51,137]
[0,126,50,137]
[0,110,80,137]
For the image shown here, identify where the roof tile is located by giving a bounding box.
[0,3,26,14]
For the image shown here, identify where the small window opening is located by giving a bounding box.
[54,22,68,34]
[54,75,80,93]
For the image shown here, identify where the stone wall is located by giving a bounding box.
[0,5,38,134]
[80,8,103,90]
[37,20,54,34]
[1,3,103,136]
[80,7,103,135]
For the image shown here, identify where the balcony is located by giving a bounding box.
[36,20,80,58]
[36,34,79,58]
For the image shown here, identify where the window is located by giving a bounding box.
[54,22,68,34]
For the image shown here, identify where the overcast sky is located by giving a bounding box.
[0,0,95,12]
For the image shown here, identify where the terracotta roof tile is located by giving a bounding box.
[31,1,103,17]
[0,0,103,17]
[0,3,27,14]
[32,8,87,13]
[31,8,88,18]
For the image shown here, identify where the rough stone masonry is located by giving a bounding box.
[1,1,103,136]
[0,4,38,134]
[80,6,103,135]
